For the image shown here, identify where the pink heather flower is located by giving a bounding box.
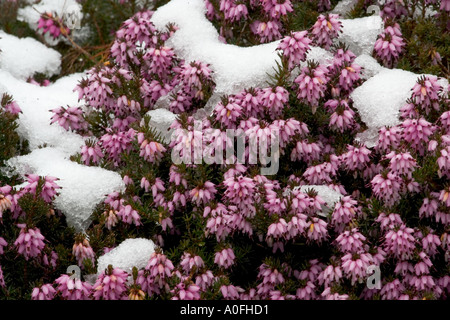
[37,12,70,39]
[116,96,141,115]
[318,264,343,287]
[337,63,361,93]
[233,88,264,118]
[370,172,402,207]
[331,196,359,232]
[342,144,371,171]
[262,0,293,19]
[137,252,174,297]
[385,151,417,178]
[54,274,92,300]
[0,191,12,219]
[411,76,442,114]
[294,62,328,110]
[291,139,322,164]
[178,61,214,99]
[376,126,402,153]
[180,252,205,274]
[264,188,287,216]
[413,252,433,276]
[321,287,349,300]
[144,46,175,78]
[190,181,217,206]
[439,188,450,207]
[137,133,166,163]
[24,174,61,203]
[103,210,119,230]
[110,11,158,67]
[117,204,141,226]
[32,284,56,300]
[374,22,405,68]
[170,277,201,300]
[381,279,405,300]
[331,46,356,71]
[341,252,373,285]
[142,79,173,108]
[381,0,408,19]
[401,118,435,154]
[335,228,366,253]
[316,0,331,11]
[205,0,218,20]
[296,281,317,300]
[376,212,404,231]
[206,208,232,242]
[220,0,249,22]
[257,264,285,292]
[419,197,439,219]
[269,290,295,300]
[311,14,342,50]
[81,140,104,165]
[278,31,311,69]
[440,111,450,133]
[437,146,450,178]
[272,118,309,148]
[325,99,356,132]
[302,162,335,184]
[100,129,135,165]
[214,97,242,128]
[400,100,419,119]
[14,225,45,260]
[240,288,260,300]
[50,106,87,132]
[266,218,288,252]
[260,86,289,119]
[0,237,7,255]
[384,225,416,260]
[0,265,4,288]
[441,0,450,11]
[294,259,323,283]
[214,248,235,269]
[93,266,129,300]
[224,175,255,207]
[42,250,58,269]
[408,275,435,292]
[290,189,325,216]
[220,284,243,300]
[4,100,21,114]
[195,270,215,291]
[306,217,328,243]
[72,238,95,268]
[251,20,282,43]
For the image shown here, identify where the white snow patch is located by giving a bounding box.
[351,69,449,147]
[146,108,178,143]
[7,148,125,232]
[0,30,61,79]
[332,0,359,16]
[97,238,156,275]
[338,16,383,56]
[354,54,385,79]
[0,70,85,155]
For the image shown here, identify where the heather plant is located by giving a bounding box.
[0,0,449,301]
